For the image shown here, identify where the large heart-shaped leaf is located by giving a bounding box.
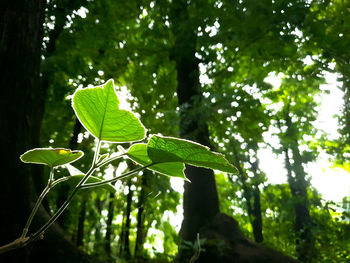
[72,79,146,143]
[20,148,84,168]
[65,164,116,193]
[127,143,186,180]
[147,135,238,173]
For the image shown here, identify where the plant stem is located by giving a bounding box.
[96,153,125,169]
[51,177,69,188]
[30,140,102,241]
[0,237,29,254]
[92,140,102,166]
[20,168,55,238]
[80,164,154,190]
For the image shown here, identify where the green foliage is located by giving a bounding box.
[127,143,185,179]
[147,135,238,173]
[20,148,83,168]
[72,79,146,142]
[12,78,236,256]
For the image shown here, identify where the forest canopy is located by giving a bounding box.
[0,0,349,262]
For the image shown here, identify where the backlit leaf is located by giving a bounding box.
[72,79,146,143]
[147,135,238,173]
[127,143,186,180]
[20,148,84,168]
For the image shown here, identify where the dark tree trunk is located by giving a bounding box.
[93,198,104,253]
[249,158,264,243]
[251,187,263,243]
[69,119,83,150]
[76,198,87,247]
[169,1,219,250]
[105,192,115,256]
[231,145,263,243]
[124,180,133,258]
[121,179,133,259]
[289,141,313,261]
[119,220,125,256]
[278,114,313,262]
[0,1,95,262]
[198,213,300,263]
[342,84,350,143]
[0,0,46,252]
[134,172,149,257]
[167,2,301,263]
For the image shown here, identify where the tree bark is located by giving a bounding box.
[105,192,115,256]
[69,119,83,150]
[249,158,264,243]
[169,1,219,249]
[231,144,263,243]
[0,2,96,262]
[134,171,150,257]
[93,198,104,253]
[167,2,301,262]
[278,114,313,262]
[0,1,45,261]
[121,179,133,259]
[0,0,46,252]
[76,198,87,247]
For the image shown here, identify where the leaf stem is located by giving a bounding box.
[96,153,126,168]
[51,177,69,188]
[92,140,102,166]
[20,168,55,238]
[30,140,102,241]
[80,163,154,190]
[0,237,29,254]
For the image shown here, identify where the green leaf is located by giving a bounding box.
[147,135,238,173]
[20,148,84,168]
[72,79,146,143]
[65,164,116,193]
[127,143,186,180]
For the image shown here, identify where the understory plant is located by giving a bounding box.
[0,79,237,254]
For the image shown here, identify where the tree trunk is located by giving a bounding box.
[278,115,313,262]
[105,192,115,256]
[249,158,264,243]
[169,1,219,250]
[289,141,313,262]
[121,179,133,259]
[251,187,263,243]
[119,219,125,256]
[69,119,83,150]
[76,198,87,247]
[0,0,46,253]
[134,172,149,257]
[231,144,263,243]
[0,1,95,262]
[167,2,301,262]
[93,198,104,253]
